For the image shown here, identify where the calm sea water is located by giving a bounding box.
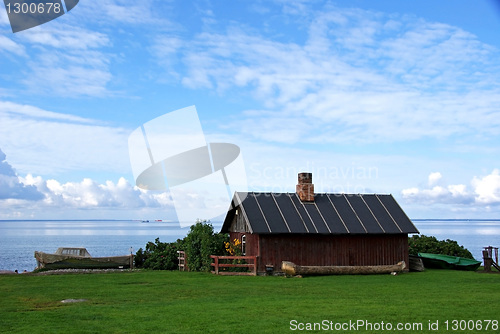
[1,219,499,272]
[0,220,191,272]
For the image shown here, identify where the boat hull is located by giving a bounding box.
[35,251,132,270]
[409,255,425,272]
[418,253,481,271]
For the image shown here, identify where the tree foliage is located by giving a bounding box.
[408,235,474,259]
[134,237,185,270]
[184,220,228,271]
[134,220,228,271]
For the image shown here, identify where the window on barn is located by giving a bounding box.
[241,235,246,255]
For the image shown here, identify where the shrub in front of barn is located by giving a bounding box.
[184,220,228,271]
[408,235,473,259]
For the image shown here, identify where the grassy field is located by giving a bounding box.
[0,269,499,333]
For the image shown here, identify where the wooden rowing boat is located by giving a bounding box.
[34,247,133,270]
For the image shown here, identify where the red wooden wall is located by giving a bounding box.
[230,232,409,273]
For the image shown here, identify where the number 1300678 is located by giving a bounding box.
[5,2,61,14]
[444,320,498,331]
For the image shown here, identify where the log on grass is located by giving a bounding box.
[281,261,406,276]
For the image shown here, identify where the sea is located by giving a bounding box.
[1,219,499,272]
[0,220,191,272]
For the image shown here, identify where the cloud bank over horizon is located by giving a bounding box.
[3,144,500,219]
[0,148,43,201]
[402,170,500,209]
[0,148,176,219]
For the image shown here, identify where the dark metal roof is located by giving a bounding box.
[221,192,419,235]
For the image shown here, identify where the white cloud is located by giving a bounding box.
[35,176,154,208]
[0,6,9,26]
[0,146,227,220]
[20,25,110,50]
[448,184,468,198]
[0,35,26,56]
[150,36,184,80]
[428,172,442,186]
[472,169,500,205]
[10,171,237,221]
[77,0,169,26]
[23,57,112,97]
[0,101,131,175]
[5,1,172,99]
[402,183,471,205]
[11,21,114,97]
[101,1,155,24]
[0,149,43,201]
[153,5,500,144]
[0,101,95,123]
[401,187,419,197]
[17,173,175,210]
[402,170,500,207]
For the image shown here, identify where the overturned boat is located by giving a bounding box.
[282,261,406,276]
[409,254,425,272]
[417,252,481,271]
[35,247,133,270]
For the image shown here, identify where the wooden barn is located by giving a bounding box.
[220,172,419,274]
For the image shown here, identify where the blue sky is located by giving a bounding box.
[1,0,500,220]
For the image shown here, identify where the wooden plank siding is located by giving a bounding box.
[230,231,259,258]
[230,232,408,273]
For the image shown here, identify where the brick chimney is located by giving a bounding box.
[296,172,314,202]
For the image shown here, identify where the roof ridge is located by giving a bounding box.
[237,191,394,196]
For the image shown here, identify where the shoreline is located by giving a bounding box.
[0,268,137,275]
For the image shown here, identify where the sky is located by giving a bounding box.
[1,0,500,221]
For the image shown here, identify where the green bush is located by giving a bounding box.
[408,235,474,259]
[135,220,228,271]
[134,247,146,268]
[134,237,185,270]
[184,220,228,272]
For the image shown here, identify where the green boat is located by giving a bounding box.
[418,253,481,271]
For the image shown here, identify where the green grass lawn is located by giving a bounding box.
[0,269,499,333]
